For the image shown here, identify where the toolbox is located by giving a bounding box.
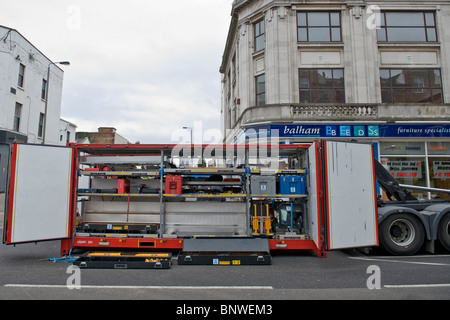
[164,175,183,195]
[250,175,276,195]
[178,238,272,266]
[279,175,306,195]
[77,188,101,194]
[73,252,172,269]
[118,179,130,194]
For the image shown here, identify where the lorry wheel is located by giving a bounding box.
[437,213,450,252]
[379,213,425,256]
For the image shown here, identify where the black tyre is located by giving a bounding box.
[379,213,425,256]
[437,213,450,252]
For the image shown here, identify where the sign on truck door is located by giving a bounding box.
[3,144,75,245]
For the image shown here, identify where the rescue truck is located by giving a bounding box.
[2,140,449,266]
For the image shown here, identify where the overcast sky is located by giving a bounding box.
[0,0,232,143]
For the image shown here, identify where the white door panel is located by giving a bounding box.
[325,141,378,250]
[5,144,74,244]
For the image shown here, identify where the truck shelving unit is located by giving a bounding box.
[69,142,323,258]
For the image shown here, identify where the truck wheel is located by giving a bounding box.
[437,213,450,252]
[379,213,425,256]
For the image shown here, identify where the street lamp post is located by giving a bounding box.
[182,126,193,146]
[183,126,193,166]
[42,61,70,145]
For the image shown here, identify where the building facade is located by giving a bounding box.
[220,0,450,199]
[0,25,74,146]
[76,127,130,145]
[0,26,76,193]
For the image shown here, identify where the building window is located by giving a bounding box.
[227,71,231,96]
[428,142,450,201]
[380,141,450,201]
[255,74,266,105]
[231,100,238,127]
[41,79,47,100]
[232,54,237,82]
[297,11,341,42]
[379,141,427,193]
[380,69,443,103]
[38,113,45,138]
[377,12,437,42]
[14,102,22,132]
[299,69,345,103]
[254,20,265,52]
[18,63,25,88]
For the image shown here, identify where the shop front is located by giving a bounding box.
[241,123,450,200]
[379,141,450,200]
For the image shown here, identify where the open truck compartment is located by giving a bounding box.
[3,141,380,259]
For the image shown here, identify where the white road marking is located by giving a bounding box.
[349,256,450,266]
[350,256,450,289]
[4,284,274,290]
[385,284,450,289]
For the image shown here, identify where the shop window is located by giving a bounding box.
[427,142,450,156]
[379,142,426,199]
[380,141,450,200]
[380,156,427,198]
[379,142,425,156]
[428,142,450,200]
[429,158,450,200]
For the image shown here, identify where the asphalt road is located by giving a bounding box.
[1,194,449,303]
[0,230,449,302]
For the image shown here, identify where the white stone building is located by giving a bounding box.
[0,25,75,146]
[0,25,76,193]
[220,0,450,198]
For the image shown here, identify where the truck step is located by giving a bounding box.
[177,238,271,266]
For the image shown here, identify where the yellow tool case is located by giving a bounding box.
[73,252,172,269]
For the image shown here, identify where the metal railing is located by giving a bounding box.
[291,104,379,119]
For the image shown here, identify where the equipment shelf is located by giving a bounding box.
[163,193,247,198]
[79,170,159,177]
[250,194,308,199]
[78,193,248,198]
[80,155,166,165]
[78,193,160,197]
[251,169,307,174]
[183,181,242,186]
[164,168,246,175]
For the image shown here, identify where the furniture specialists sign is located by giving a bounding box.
[244,124,450,139]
